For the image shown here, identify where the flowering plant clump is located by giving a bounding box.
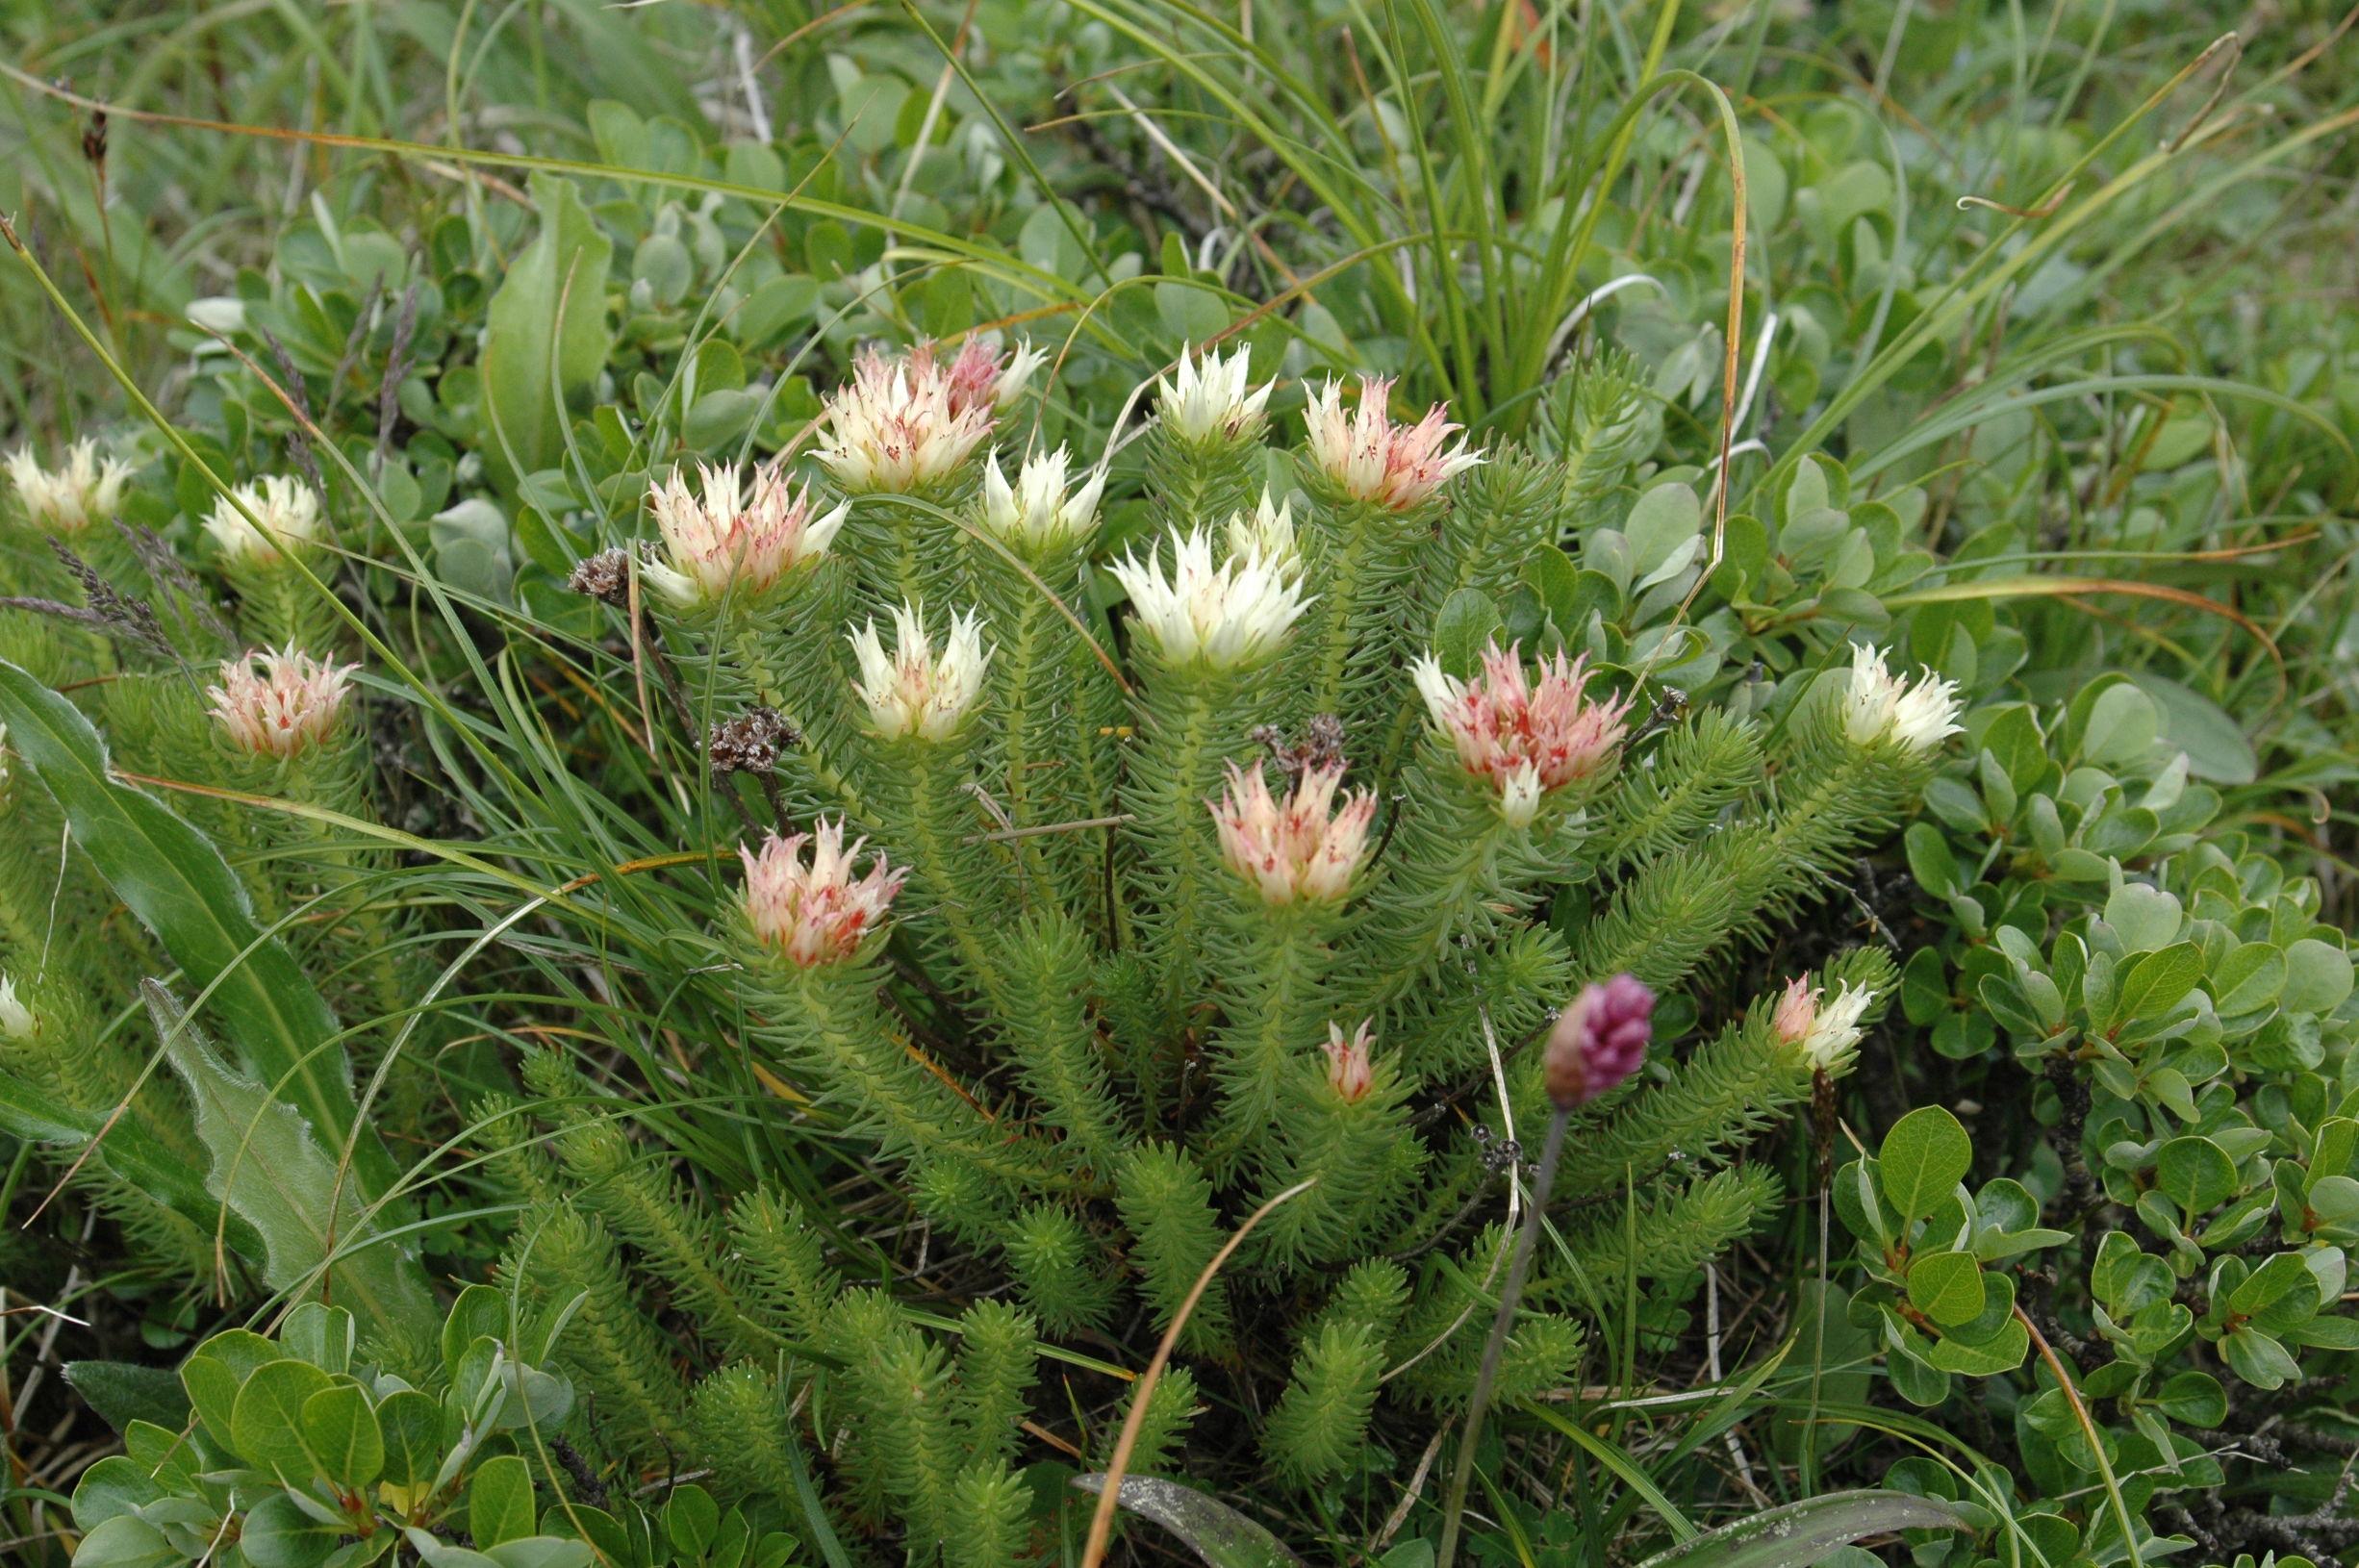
[847,602,991,742]
[814,341,1027,494]
[1210,759,1377,906]
[1108,524,1311,670]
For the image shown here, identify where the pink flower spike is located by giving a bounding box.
[740,819,909,968]
[1322,1020,1377,1104]
[206,646,357,758]
[1209,760,1377,906]
[1303,375,1483,510]
[1545,974,1655,1110]
[1410,642,1633,823]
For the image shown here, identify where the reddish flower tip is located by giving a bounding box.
[1544,974,1654,1110]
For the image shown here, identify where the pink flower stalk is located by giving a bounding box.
[1410,642,1634,824]
[1544,974,1654,1110]
[206,646,356,758]
[1208,760,1377,905]
[1303,375,1483,510]
[1322,1021,1378,1104]
[814,345,1001,494]
[643,459,848,604]
[740,819,909,968]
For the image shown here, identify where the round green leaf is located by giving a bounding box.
[1906,1252,1987,1328]
[301,1382,384,1490]
[231,1359,334,1476]
[2153,1137,2238,1218]
[1878,1107,1973,1227]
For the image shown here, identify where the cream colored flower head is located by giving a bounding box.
[1303,375,1482,510]
[815,346,998,494]
[1155,343,1274,443]
[7,439,132,534]
[1209,760,1377,906]
[204,475,323,565]
[643,459,847,605]
[1840,644,1962,755]
[978,447,1104,548]
[848,601,992,742]
[1412,642,1632,825]
[740,820,907,967]
[1109,526,1309,671]
[207,646,357,758]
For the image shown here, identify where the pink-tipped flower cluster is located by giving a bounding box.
[1544,974,1655,1110]
[1303,375,1482,511]
[814,340,1039,494]
[740,819,909,968]
[1772,975,1873,1075]
[1411,642,1632,825]
[1322,1020,1378,1104]
[206,646,357,759]
[1209,761,1377,906]
[643,459,847,604]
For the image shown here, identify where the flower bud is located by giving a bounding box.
[204,475,323,564]
[1224,491,1298,568]
[206,646,356,758]
[740,819,908,968]
[1545,974,1654,1109]
[1303,375,1481,510]
[1322,1021,1377,1103]
[7,439,131,534]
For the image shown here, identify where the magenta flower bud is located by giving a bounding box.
[1545,974,1654,1109]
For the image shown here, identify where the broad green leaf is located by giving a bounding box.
[63,1360,191,1435]
[2152,1370,2227,1426]
[69,1455,165,1531]
[2219,1326,2300,1389]
[2103,883,2182,954]
[2107,944,2204,1030]
[67,1515,185,1568]
[143,982,437,1341]
[375,1389,445,1488]
[2210,943,2287,1016]
[241,1491,345,1568]
[231,1358,334,1476]
[1878,1107,1972,1227]
[1072,1474,1305,1567]
[1630,1490,1967,1568]
[2284,939,2354,1014]
[2154,1137,2238,1217]
[183,1328,280,1450]
[0,661,393,1197]
[481,175,614,491]
[1924,1317,2029,1376]
[302,1383,385,1490]
[1906,1252,1986,1328]
[472,1454,538,1548]
[1431,590,1503,677]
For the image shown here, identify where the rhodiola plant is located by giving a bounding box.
[441,339,1951,1557]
